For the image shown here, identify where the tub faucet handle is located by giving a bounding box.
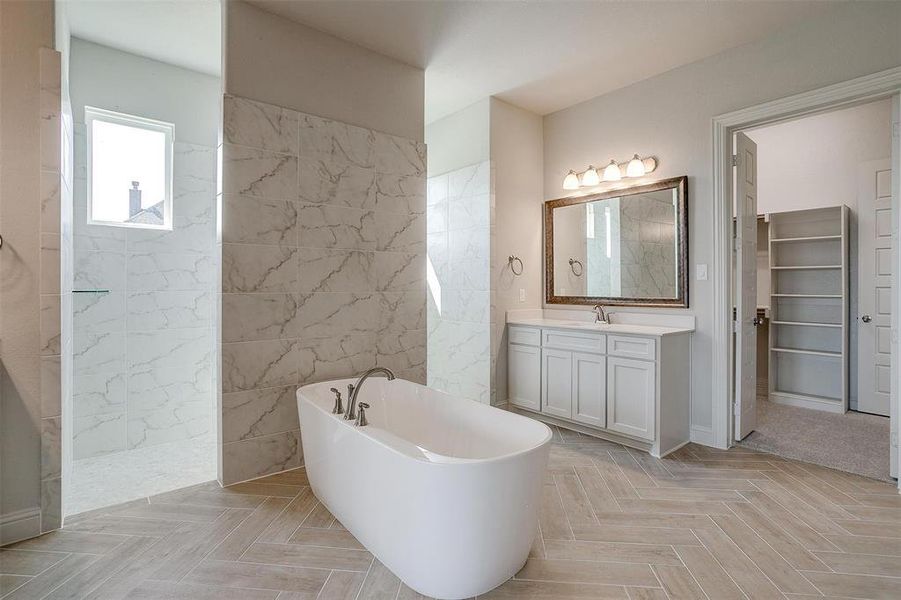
[355,402,369,427]
[344,384,356,421]
[329,387,344,415]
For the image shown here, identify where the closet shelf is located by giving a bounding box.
[770,294,841,298]
[770,235,841,243]
[771,347,841,358]
[770,320,842,328]
[770,265,841,270]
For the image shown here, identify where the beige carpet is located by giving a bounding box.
[739,386,892,482]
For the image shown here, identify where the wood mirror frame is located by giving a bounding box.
[545,175,689,308]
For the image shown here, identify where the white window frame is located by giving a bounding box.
[85,106,174,230]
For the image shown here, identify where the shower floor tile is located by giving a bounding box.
[65,434,216,516]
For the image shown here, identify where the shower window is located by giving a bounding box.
[85,106,173,229]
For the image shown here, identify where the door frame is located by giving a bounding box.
[710,67,901,482]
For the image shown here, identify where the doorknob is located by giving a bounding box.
[861,314,872,323]
[752,317,763,326]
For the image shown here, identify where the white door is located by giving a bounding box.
[542,348,573,419]
[572,352,605,428]
[508,343,541,411]
[734,132,759,441]
[857,159,893,416]
[606,356,656,440]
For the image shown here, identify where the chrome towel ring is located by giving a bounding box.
[569,258,584,277]
[508,255,523,276]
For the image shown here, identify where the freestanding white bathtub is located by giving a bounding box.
[297,377,552,599]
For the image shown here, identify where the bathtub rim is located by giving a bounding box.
[297,379,553,466]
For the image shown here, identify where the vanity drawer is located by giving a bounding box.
[542,329,605,353]
[607,335,657,361]
[509,326,541,346]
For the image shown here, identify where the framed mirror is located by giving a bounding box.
[545,176,688,307]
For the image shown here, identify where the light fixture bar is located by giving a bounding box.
[562,155,658,189]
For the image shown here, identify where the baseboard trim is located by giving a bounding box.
[507,405,654,454]
[0,507,42,546]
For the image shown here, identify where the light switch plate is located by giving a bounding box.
[696,264,708,281]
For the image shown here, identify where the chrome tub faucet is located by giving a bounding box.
[346,367,396,426]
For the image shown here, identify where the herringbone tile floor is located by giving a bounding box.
[2,427,899,599]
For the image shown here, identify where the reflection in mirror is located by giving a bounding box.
[546,177,688,307]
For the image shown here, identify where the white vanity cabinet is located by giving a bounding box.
[507,322,691,457]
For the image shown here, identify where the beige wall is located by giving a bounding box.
[224,0,424,142]
[540,1,901,437]
[425,99,490,176]
[0,0,61,543]
[490,98,543,406]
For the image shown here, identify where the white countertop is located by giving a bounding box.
[506,316,694,337]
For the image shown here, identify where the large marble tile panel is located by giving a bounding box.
[41,170,61,235]
[74,371,126,417]
[447,257,490,291]
[172,179,216,220]
[449,226,491,263]
[297,157,377,209]
[222,293,301,343]
[373,133,425,178]
[41,477,62,532]
[127,215,214,255]
[378,290,427,334]
[41,233,60,294]
[73,291,125,332]
[222,430,301,485]
[128,363,212,415]
[298,333,377,385]
[448,161,490,200]
[223,244,299,293]
[127,329,212,374]
[74,250,125,291]
[174,142,217,184]
[41,355,62,418]
[127,252,216,291]
[126,290,212,330]
[41,416,62,480]
[427,198,448,234]
[128,398,211,449]
[374,172,426,214]
[297,203,376,250]
[73,412,127,459]
[443,289,491,324]
[40,294,61,355]
[376,211,425,253]
[293,292,379,339]
[297,249,372,293]
[224,95,298,155]
[376,329,426,372]
[73,207,128,253]
[372,252,425,292]
[427,173,448,207]
[73,330,125,376]
[222,385,300,444]
[298,113,375,168]
[222,194,298,246]
[222,143,297,200]
[222,339,301,393]
[449,193,492,231]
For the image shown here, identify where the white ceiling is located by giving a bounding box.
[65,0,221,76]
[248,0,843,123]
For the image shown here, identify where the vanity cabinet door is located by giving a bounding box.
[606,356,656,440]
[542,348,573,419]
[508,343,541,411]
[572,352,606,428]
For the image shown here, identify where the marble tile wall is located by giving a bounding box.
[619,194,677,298]
[220,94,427,484]
[426,161,494,404]
[71,127,217,461]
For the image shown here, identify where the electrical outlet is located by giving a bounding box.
[696,264,708,281]
[519,288,525,302]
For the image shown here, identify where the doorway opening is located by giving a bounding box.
[731,99,895,481]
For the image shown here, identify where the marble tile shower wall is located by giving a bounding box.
[426,162,494,404]
[220,95,427,485]
[71,128,217,460]
[620,195,677,298]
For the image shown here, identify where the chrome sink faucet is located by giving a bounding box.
[593,304,608,324]
[346,367,396,425]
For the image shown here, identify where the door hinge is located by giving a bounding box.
[732,154,740,167]
[733,319,739,333]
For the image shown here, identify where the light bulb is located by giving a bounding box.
[581,166,600,187]
[563,170,580,190]
[602,160,621,182]
[626,154,646,177]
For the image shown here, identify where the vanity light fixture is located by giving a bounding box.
[563,170,580,190]
[602,160,622,182]
[580,165,601,186]
[561,154,658,189]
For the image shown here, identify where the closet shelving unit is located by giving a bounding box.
[767,206,849,413]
